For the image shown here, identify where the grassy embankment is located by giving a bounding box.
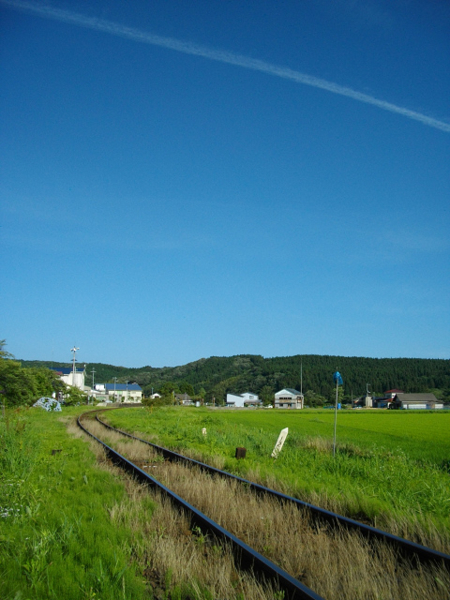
[0,407,284,600]
[0,406,153,599]
[105,407,450,550]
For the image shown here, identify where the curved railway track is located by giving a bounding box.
[78,408,450,600]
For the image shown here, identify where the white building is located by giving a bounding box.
[175,393,195,406]
[88,383,108,402]
[51,367,86,391]
[274,388,304,409]
[390,393,442,410]
[104,383,142,403]
[226,392,261,408]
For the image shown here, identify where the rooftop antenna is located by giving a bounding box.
[71,346,79,373]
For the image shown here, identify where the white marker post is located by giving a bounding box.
[271,427,289,458]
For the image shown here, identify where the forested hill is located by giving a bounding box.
[20,354,450,403]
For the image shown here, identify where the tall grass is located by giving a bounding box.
[0,408,147,599]
[88,414,450,600]
[105,407,450,549]
[5,406,446,599]
[76,416,287,599]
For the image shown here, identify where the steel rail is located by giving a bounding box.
[95,411,450,571]
[78,412,324,600]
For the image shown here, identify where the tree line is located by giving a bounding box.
[1,341,88,407]
[17,351,450,406]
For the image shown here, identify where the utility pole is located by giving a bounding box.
[300,360,303,396]
[300,359,304,409]
[89,368,96,405]
[113,377,117,403]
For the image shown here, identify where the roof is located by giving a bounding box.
[275,388,302,396]
[385,389,404,394]
[105,383,142,391]
[395,393,438,403]
[50,367,85,375]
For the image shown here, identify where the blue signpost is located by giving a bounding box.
[333,371,343,457]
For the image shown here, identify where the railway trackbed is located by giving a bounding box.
[78,409,450,600]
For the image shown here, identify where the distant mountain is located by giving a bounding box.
[19,354,450,403]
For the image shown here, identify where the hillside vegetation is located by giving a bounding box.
[20,354,450,404]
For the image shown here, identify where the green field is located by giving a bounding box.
[106,407,450,546]
[0,407,151,600]
[2,405,450,600]
[106,406,450,464]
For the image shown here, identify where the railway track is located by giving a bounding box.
[78,408,450,600]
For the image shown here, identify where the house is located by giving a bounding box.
[226,392,261,408]
[104,383,142,403]
[389,393,443,410]
[374,397,392,409]
[274,389,304,409]
[51,366,86,391]
[90,384,108,402]
[175,393,195,406]
[353,393,376,408]
[384,389,404,399]
[360,393,375,408]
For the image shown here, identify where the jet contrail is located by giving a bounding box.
[3,0,450,133]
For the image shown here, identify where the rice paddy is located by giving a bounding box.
[105,406,450,549]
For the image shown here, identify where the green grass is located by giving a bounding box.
[2,405,448,598]
[105,406,450,463]
[105,407,450,540]
[0,407,152,600]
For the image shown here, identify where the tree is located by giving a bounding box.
[159,381,180,396]
[142,395,172,408]
[207,381,227,405]
[0,339,13,359]
[0,339,66,407]
[64,385,87,406]
[260,385,275,405]
[304,390,327,408]
[0,358,38,407]
[329,386,344,406]
[179,382,195,396]
[31,367,62,397]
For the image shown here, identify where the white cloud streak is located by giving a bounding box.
[3,0,450,133]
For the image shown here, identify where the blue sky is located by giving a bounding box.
[1,0,449,367]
